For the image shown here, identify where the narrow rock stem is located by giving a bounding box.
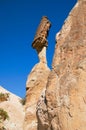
[38,47,47,64]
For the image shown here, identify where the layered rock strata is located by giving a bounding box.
[37,0,86,130]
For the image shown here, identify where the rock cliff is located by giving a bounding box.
[37,0,86,130]
[25,0,86,130]
[0,0,85,130]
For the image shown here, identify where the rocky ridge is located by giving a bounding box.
[0,86,25,130]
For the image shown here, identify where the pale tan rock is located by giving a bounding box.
[24,62,50,130]
[0,86,25,130]
[24,16,51,130]
[37,0,86,130]
[24,45,50,130]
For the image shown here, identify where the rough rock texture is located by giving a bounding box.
[0,86,25,130]
[24,44,50,130]
[1,1,86,129]
[24,62,50,130]
[32,16,51,53]
[24,16,51,130]
[37,0,86,130]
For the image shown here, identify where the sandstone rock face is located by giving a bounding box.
[24,62,50,130]
[37,0,86,130]
[0,86,25,130]
[32,16,51,53]
[24,16,51,130]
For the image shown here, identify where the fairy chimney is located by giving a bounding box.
[32,16,51,63]
[24,16,51,130]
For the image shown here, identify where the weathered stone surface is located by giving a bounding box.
[37,0,86,130]
[0,86,25,130]
[32,16,51,53]
[24,16,51,130]
[36,89,49,130]
[24,62,50,130]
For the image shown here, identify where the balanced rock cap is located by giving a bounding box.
[32,16,51,52]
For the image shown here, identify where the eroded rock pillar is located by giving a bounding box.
[24,16,51,130]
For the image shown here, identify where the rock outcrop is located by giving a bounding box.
[0,86,25,130]
[24,0,86,130]
[24,63,50,130]
[24,16,51,130]
[1,1,85,130]
[37,0,86,130]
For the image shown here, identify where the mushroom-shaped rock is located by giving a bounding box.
[32,16,51,53]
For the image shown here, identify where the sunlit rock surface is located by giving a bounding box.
[37,0,86,130]
[0,86,25,130]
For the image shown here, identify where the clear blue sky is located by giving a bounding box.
[0,0,77,97]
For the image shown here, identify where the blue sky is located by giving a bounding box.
[0,0,77,97]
